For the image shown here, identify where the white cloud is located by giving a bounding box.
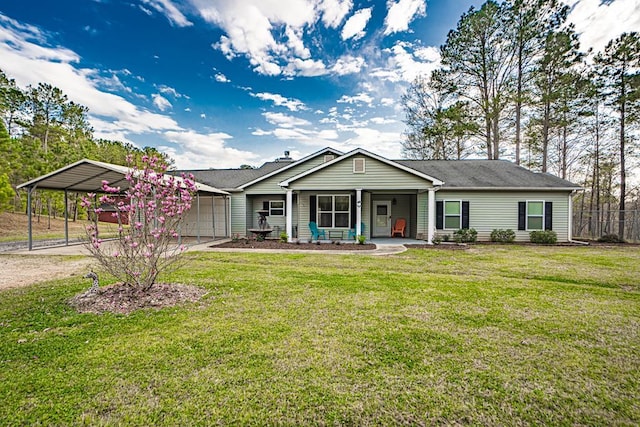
[330,55,365,75]
[200,113,206,119]
[318,0,353,28]
[380,97,395,106]
[383,0,426,35]
[335,127,403,158]
[152,93,172,111]
[341,7,372,40]
[157,84,187,98]
[0,14,182,143]
[370,117,396,124]
[371,41,440,83]
[284,58,327,77]
[263,112,311,128]
[214,72,230,83]
[251,92,307,111]
[159,130,257,169]
[141,0,193,27]
[563,0,640,54]
[337,92,374,106]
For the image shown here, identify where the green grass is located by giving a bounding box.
[1,245,638,425]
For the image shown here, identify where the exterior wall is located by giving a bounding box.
[246,156,330,194]
[370,193,416,238]
[230,193,246,237]
[362,192,371,239]
[416,192,428,239]
[248,195,287,237]
[435,190,572,242]
[288,156,432,191]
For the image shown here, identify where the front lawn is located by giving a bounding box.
[0,245,638,425]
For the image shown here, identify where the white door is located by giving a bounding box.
[373,201,391,237]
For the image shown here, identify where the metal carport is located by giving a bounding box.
[16,159,230,250]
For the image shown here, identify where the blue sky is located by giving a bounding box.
[1,0,638,169]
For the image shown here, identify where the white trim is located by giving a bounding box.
[279,148,444,187]
[356,189,362,238]
[427,188,436,244]
[268,200,285,217]
[316,194,351,228]
[286,190,293,242]
[568,193,573,241]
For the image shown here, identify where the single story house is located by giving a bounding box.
[183,147,581,243]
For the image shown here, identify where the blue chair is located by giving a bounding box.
[308,222,326,240]
[348,222,365,240]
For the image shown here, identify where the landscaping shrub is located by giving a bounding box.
[490,229,515,243]
[432,234,443,245]
[357,235,366,245]
[453,228,477,243]
[529,230,557,244]
[279,232,288,243]
[598,234,625,243]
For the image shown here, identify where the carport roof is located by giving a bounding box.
[16,159,229,195]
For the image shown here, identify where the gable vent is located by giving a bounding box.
[324,154,335,163]
[353,158,365,173]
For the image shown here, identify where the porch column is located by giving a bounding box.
[356,188,362,238]
[196,192,201,244]
[568,193,573,241]
[64,190,69,246]
[27,186,33,251]
[286,189,293,242]
[427,188,436,244]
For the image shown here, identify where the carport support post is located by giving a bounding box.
[286,189,293,242]
[196,192,201,244]
[64,190,69,246]
[27,186,33,251]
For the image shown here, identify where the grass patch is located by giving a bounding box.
[0,245,638,425]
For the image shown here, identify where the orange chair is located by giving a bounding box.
[391,218,406,237]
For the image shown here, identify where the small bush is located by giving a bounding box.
[490,229,515,243]
[432,234,442,245]
[279,232,288,243]
[357,235,366,245]
[529,230,557,244]
[256,234,265,242]
[453,228,477,243]
[442,234,450,242]
[598,234,625,243]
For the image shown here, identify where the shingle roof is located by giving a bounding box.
[396,159,581,190]
[183,161,291,191]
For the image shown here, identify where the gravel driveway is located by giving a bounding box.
[0,255,94,291]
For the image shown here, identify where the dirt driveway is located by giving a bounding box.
[0,255,94,291]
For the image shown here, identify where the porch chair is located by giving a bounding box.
[348,222,365,240]
[391,218,406,237]
[308,222,326,240]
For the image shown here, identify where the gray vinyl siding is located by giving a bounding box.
[289,157,433,190]
[230,193,246,237]
[416,192,428,239]
[435,191,572,242]
[246,156,330,194]
[249,195,287,236]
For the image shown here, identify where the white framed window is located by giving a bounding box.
[324,154,335,162]
[269,200,284,216]
[317,195,350,228]
[527,200,544,230]
[353,158,365,173]
[444,200,461,229]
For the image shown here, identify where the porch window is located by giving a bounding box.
[444,200,461,229]
[269,200,284,216]
[526,201,544,230]
[318,195,350,228]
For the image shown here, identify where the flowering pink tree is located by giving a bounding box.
[82,155,197,290]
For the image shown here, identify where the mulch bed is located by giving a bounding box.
[69,283,208,314]
[213,239,376,251]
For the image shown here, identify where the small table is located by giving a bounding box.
[328,230,344,240]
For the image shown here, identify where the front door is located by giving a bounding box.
[373,201,392,237]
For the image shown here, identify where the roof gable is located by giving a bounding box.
[279,148,444,187]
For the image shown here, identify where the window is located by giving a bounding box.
[353,158,365,173]
[444,200,461,229]
[527,201,544,230]
[269,200,284,216]
[317,195,350,228]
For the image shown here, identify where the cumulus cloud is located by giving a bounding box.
[159,130,257,169]
[370,41,440,83]
[337,92,374,106]
[318,0,353,28]
[140,0,193,27]
[214,72,230,83]
[563,0,640,54]
[341,7,373,40]
[330,55,366,75]
[250,92,307,111]
[152,93,172,111]
[263,112,311,128]
[383,0,426,35]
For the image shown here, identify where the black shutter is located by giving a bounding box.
[518,202,526,230]
[309,195,316,223]
[262,201,269,210]
[545,201,553,230]
[436,201,443,230]
[350,193,356,228]
[462,201,470,229]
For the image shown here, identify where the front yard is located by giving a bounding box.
[0,245,638,425]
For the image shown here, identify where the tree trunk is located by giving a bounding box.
[618,72,626,239]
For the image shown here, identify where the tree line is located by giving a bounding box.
[0,69,171,221]
[401,0,639,239]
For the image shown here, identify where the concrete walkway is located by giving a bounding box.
[3,237,426,256]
